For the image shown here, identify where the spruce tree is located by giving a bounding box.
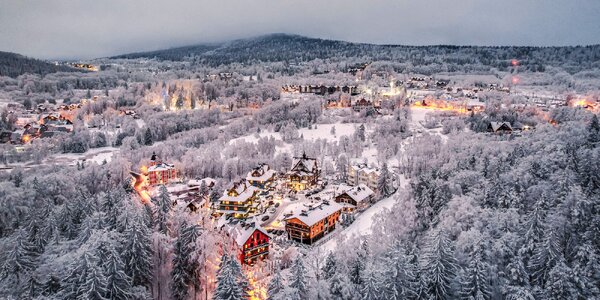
[382,241,417,299]
[529,229,561,287]
[104,250,132,300]
[267,269,284,300]
[144,128,153,146]
[377,162,393,199]
[360,267,380,300]
[322,252,337,281]
[288,256,308,300]
[460,245,491,300]
[214,254,245,300]
[420,229,458,300]
[153,185,172,235]
[122,216,153,287]
[0,230,37,284]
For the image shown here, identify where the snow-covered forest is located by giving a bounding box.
[0,34,599,300]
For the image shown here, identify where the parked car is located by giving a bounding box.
[261,215,270,222]
[274,202,280,208]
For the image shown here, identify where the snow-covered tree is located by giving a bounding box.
[376,162,393,199]
[420,229,458,300]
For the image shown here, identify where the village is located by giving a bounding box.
[132,149,388,267]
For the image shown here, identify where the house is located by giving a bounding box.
[217,180,259,219]
[347,163,380,192]
[246,164,276,189]
[284,200,342,244]
[488,122,513,134]
[146,152,178,186]
[352,98,377,111]
[223,220,270,265]
[286,152,320,191]
[0,130,12,143]
[334,184,374,212]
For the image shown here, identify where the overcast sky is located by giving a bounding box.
[1,0,599,60]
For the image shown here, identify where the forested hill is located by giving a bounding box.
[111,33,600,72]
[0,51,77,78]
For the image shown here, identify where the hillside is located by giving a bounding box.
[0,51,77,78]
[111,34,600,73]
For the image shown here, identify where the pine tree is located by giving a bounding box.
[267,269,284,300]
[545,259,578,300]
[122,216,153,287]
[104,250,132,300]
[329,271,353,300]
[420,229,458,300]
[322,252,337,281]
[356,124,366,142]
[153,185,172,235]
[587,114,600,146]
[382,241,417,300]
[350,240,369,285]
[529,229,561,287]
[0,230,37,285]
[214,254,245,300]
[171,221,201,300]
[377,162,393,199]
[61,251,109,300]
[460,245,491,300]
[288,256,308,300]
[360,267,380,300]
[144,127,153,146]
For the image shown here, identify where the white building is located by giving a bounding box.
[347,163,380,192]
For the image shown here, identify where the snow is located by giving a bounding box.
[284,200,343,227]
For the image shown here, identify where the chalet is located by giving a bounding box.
[352,98,375,111]
[286,152,320,191]
[347,163,380,192]
[223,221,270,265]
[488,122,513,134]
[217,180,259,219]
[334,184,374,212]
[167,178,215,212]
[146,152,178,186]
[284,200,342,244]
[246,164,276,189]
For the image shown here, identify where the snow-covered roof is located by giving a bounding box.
[338,184,374,203]
[188,177,215,187]
[224,218,270,247]
[490,122,512,132]
[284,200,342,227]
[219,181,258,203]
[246,164,276,182]
[291,153,318,173]
[148,163,175,172]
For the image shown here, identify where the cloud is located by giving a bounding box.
[0,0,599,59]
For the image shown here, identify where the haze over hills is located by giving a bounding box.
[111,33,600,72]
[0,51,77,78]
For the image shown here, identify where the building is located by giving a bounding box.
[488,122,513,134]
[352,98,375,111]
[286,152,320,191]
[146,152,178,186]
[334,184,374,212]
[223,221,270,265]
[347,163,380,192]
[284,200,342,244]
[218,180,259,219]
[246,164,276,189]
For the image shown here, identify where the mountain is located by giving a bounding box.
[0,51,77,78]
[113,33,600,72]
[111,33,374,64]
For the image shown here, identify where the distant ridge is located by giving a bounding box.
[110,33,600,72]
[0,51,77,78]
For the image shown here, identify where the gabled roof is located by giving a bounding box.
[489,122,512,132]
[337,184,374,203]
[220,181,258,203]
[291,153,318,173]
[224,219,270,247]
[246,164,276,182]
[284,200,342,227]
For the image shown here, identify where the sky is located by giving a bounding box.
[1,0,599,60]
